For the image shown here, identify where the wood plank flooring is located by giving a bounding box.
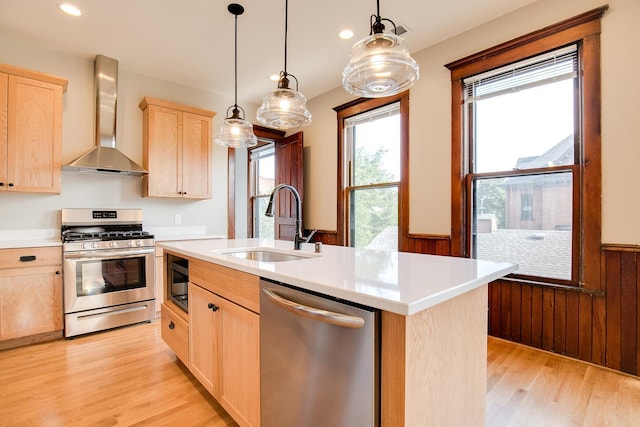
[0,320,638,426]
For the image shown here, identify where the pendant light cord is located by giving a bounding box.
[283,0,288,76]
[234,11,238,111]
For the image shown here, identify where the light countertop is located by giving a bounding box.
[0,229,61,249]
[158,238,517,316]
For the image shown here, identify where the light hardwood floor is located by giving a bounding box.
[0,320,638,426]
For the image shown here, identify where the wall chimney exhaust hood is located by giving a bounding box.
[63,55,147,176]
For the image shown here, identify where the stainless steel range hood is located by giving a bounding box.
[63,55,147,176]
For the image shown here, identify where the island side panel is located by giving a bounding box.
[381,311,406,427]
[382,285,488,427]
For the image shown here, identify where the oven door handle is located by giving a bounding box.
[63,248,154,260]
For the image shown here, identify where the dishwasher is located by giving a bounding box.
[260,278,379,427]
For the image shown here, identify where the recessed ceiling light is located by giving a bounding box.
[58,3,82,17]
[339,30,354,40]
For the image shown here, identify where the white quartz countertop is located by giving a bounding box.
[158,238,517,316]
[0,229,61,249]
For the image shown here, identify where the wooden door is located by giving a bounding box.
[216,298,260,427]
[0,73,7,190]
[188,283,218,394]
[0,265,62,340]
[6,75,62,193]
[181,112,211,199]
[274,132,304,241]
[144,105,181,197]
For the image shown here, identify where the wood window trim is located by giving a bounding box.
[446,6,606,290]
[334,93,410,249]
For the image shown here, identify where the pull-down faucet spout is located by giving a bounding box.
[265,184,315,250]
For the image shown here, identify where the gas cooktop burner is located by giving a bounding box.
[61,208,154,244]
[62,230,153,242]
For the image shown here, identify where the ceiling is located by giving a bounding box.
[0,0,538,105]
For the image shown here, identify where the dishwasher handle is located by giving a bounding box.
[263,287,365,329]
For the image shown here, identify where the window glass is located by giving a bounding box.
[344,102,400,250]
[473,172,573,280]
[250,145,275,239]
[466,45,577,282]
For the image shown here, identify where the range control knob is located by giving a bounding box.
[110,241,118,248]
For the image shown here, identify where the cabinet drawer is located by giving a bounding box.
[190,258,259,314]
[0,247,61,269]
[161,303,189,365]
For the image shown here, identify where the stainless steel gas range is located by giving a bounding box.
[61,208,155,337]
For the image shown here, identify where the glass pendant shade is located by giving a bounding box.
[214,3,257,149]
[342,31,419,98]
[214,115,258,148]
[256,85,311,130]
[256,0,312,130]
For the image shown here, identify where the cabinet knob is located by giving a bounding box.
[207,303,219,312]
[55,271,61,275]
[8,183,14,187]
[0,182,4,186]
[168,321,175,330]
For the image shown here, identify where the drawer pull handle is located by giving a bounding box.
[168,321,175,330]
[19,255,37,262]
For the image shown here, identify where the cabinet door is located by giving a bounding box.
[188,282,218,394]
[0,73,7,189]
[6,75,62,193]
[181,112,211,199]
[144,105,181,197]
[0,265,62,340]
[216,296,260,427]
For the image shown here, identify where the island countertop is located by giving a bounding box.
[158,238,517,316]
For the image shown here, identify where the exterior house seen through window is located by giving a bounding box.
[465,45,578,282]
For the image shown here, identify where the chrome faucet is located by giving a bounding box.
[265,184,316,250]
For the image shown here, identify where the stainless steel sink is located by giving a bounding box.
[223,249,313,263]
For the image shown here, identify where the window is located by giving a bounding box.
[466,45,577,281]
[335,94,409,250]
[447,8,604,288]
[249,145,275,239]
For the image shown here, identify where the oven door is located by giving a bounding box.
[63,247,155,314]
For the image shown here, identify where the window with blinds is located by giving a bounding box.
[464,44,580,283]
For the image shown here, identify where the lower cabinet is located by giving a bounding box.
[189,282,260,427]
[160,303,189,365]
[0,247,63,345]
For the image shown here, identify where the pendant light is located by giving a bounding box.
[342,0,419,98]
[256,0,311,130]
[214,3,258,148]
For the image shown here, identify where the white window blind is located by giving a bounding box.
[463,44,577,104]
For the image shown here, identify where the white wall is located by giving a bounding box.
[302,0,640,245]
[0,33,258,235]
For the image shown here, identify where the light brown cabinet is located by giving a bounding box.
[160,303,189,365]
[0,247,63,347]
[189,281,260,427]
[139,97,216,199]
[0,64,67,194]
[160,253,260,427]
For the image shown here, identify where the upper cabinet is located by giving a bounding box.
[139,97,216,199]
[0,64,67,194]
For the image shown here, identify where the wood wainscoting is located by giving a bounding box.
[488,245,640,377]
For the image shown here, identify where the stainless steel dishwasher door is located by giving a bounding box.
[260,279,379,427]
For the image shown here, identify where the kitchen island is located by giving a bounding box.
[158,238,517,427]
